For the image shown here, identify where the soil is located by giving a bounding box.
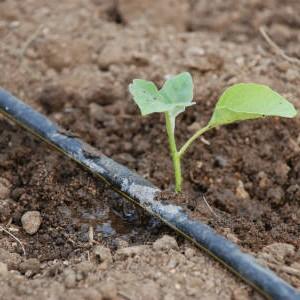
[0,0,300,299]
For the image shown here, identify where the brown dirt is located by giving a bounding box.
[0,0,300,299]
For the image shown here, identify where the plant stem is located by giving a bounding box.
[165,112,182,193]
[178,124,212,158]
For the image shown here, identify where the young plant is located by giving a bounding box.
[129,72,297,193]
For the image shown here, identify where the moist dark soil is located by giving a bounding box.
[0,0,300,299]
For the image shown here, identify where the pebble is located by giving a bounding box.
[267,186,284,205]
[214,155,227,168]
[0,199,12,222]
[153,235,179,251]
[98,282,117,299]
[261,243,295,262]
[274,161,290,184]
[21,211,42,235]
[0,248,22,270]
[286,69,299,81]
[257,171,271,189]
[93,245,112,263]
[184,247,196,259]
[118,0,189,31]
[235,180,249,199]
[39,37,91,71]
[89,102,104,122]
[187,122,201,133]
[63,268,77,288]
[0,177,11,199]
[19,258,41,275]
[75,261,94,280]
[115,245,147,260]
[0,262,8,276]
[114,237,129,249]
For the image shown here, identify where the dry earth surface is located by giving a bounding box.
[0,0,300,299]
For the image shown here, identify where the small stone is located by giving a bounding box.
[274,161,290,184]
[184,54,223,72]
[286,69,298,81]
[235,180,249,199]
[115,245,147,260]
[187,122,201,133]
[153,235,178,251]
[89,102,104,122]
[93,245,112,264]
[232,288,249,300]
[0,262,8,276]
[164,294,176,300]
[98,282,117,299]
[21,211,42,235]
[11,187,25,201]
[270,23,292,45]
[19,258,41,275]
[185,47,205,57]
[39,37,91,71]
[262,243,295,262]
[184,247,196,259]
[280,265,300,278]
[75,261,94,279]
[225,232,239,244]
[276,61,290,72]
[63,268,77,288]
[118,0,189,31]
[0,248,22,270]
[214,155,227,168]
[0,177,11,199]
[98,42,128,69]
[287,184,300,202]
[267,186,284,205]
[38,84,68,114]
[114,238,129,250]
[257,171,271,189]
[0,199,12,222]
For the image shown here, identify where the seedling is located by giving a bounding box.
[129,72,297,193]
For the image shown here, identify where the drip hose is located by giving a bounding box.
[0,89,299,300]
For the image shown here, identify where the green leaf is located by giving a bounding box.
[129,79,171,116]
[159,72,193,105]
[208,83,297,127]
[129,72,194,118]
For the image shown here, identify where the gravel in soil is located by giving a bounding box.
[0,0,300,299]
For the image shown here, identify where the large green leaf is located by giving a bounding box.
[208,83,297,127]
[129,72,194,118]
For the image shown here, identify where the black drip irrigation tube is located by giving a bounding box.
[0,88,299,300]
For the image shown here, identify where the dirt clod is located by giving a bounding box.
[0,248,22,270]
[261,243,295,263]
[63,268,77,289]
[153,235,179,251]
[115,245,148,260]
[118,0,189,30]
[19,258,41,275]
[0,262,8,276]
[93,245,112,264]
[0,177,11,200]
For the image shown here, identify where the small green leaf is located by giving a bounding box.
[129,79,172,116]
[159,72,193,105]
[208,83,297,127]
[129,72,194,118]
